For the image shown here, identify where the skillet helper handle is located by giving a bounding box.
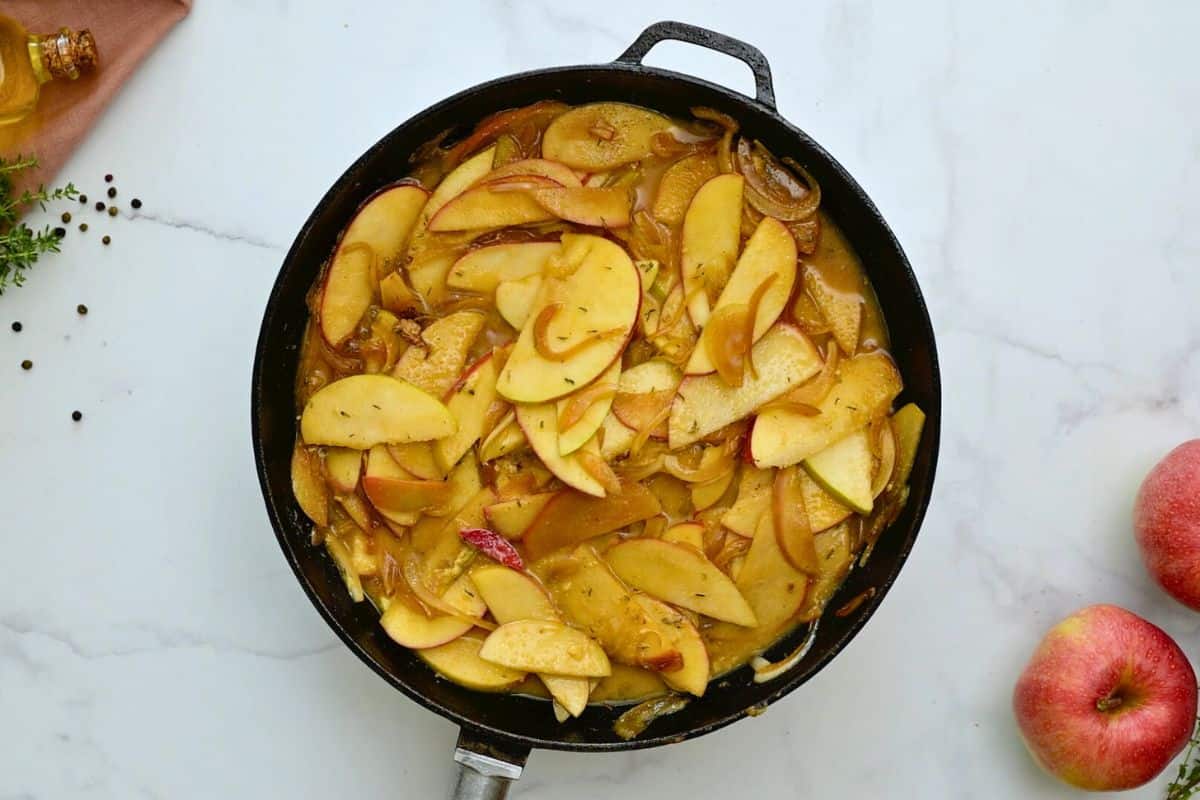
[615,21,777,110]
[450,729,530,800]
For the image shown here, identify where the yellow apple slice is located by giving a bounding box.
[292,444,329,526]
[604,539,757,626]
[363,445,453,515]
[300,374,456,448]
[797,522,855,621]
[324,536,365,601]
[479,620,611,678]
[523,482,661,560]
[681,173,744,327]
[482,493,556,539]
[611,359,681,435]
[654,152,720,226]
[533,545,681,672]
[516,403,606,497]
[427,178,559,232]
[447,242,559,293]
[379,271,421,316]
[599,413,636,460]
[386,442,443,481]
[662,522,705,551]
[319,242,373,347]
[556,359,620,455]
[478,410,528,462]
[380,594,476,649]
[497,234,641,403]
[750,351,902,468]
[483,158,583,188]
[721,466,774,537]
[393,311,486,398]
[531,186,632,228]
[542,102,673,170]
[632,595,710,697]
[691,468,735,511]
[805,268,862,355]
[420,146,498,227]
[669,324,822,448]
[685,217,798,375]
[424,450,483,520]
[773,465,819,573]
[804,429,874,515]
[799,469,853,533]
[411,485,495,593]
[889,403,926,491]
[471,566,591,716]
[324,447,363,493]
[434,354,499,473]
[418,634,527,690]
[344,183,429,278]
[495,274,543,330]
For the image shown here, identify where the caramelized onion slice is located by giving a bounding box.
[558,384,617,431]
[780,338,840,406]
[703,304,753,387]
[734,138,821,222]
[401,555,497,630]
[577,450,622,496]
[692,107,738,173]
[532,303,624,362]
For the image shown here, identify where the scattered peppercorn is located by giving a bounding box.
[95,201,105,211]
[52,227,66,238]
[76,304,88,315]
[78,223,88,232]
[107,206,118,217]
[131,198,142,209]
[21,359,32,370]
[61,212,71,223]
[104,174,113,183]
[102,235,111,245]
[72,410,82,421]
[11,321,21,332]
[79,194,87,204]
[107,187,116,199]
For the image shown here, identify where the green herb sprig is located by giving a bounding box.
[1167,716,1200,799]
[0,155,79,295]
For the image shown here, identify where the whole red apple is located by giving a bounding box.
[1135,440,1200,610]
[1013,604,1197,791]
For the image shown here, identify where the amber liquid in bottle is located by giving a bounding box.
[0,15,98,126]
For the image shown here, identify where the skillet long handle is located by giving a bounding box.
[450,729,530,800]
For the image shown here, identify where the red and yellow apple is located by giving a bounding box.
[1134,440,1200,610]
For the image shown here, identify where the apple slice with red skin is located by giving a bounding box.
[482,158,582,188]
[479,620,611,678]
[301,374,456,449]
[556,359,621,456]
[542,102,673,170]
[497,234,642,403]
[1012,604,1198,791]
[516,402,607,497]
[681,173,744,327]
[685,216,798,375]
[427,175,561,232]
[447,242,559,293]
[363,445,453,515]
[522,482,662,560]
[386,442,443,481]
[632,595,710,697]
[292,444,329,526]
[393,311,486,399]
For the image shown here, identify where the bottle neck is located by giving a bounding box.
[26,28,98,84]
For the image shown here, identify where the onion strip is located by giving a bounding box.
[532,304,623,362]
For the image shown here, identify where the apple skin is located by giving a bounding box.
[1012,604,1197,791]
[1135,440,1200,610]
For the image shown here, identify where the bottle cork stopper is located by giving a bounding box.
[38,28,99,80]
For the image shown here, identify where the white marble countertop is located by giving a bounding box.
[2,2,1198,797]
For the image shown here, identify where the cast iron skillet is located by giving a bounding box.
[252,21,941,799]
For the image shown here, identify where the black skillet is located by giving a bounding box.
[252,21,942,798]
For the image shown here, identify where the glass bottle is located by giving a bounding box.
[0,15,98,126]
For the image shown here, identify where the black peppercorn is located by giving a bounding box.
[79,223,88,232]
[104,174,113,183]
[107,206,118,217]
[21,359,32,370]
[52,227,66,238]
[107,187,116,199]
[77,304,88,315]
[11,321,21,332]
[61,212,71,223]
[131,198,142,209]
[102,235,111,245]
[72,410,82,421]
[79,194,87,204]
[95,201,105,211]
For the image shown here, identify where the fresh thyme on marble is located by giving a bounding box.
[0,155,79,295]
[1167,717,1200,800]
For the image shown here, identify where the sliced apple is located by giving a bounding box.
[605,539,756,626]
[798,522,855,621]
[379,271,421,315]
[611,359,681,435]
[522,482,661,560]
[434,354,499,472]
[889,403,926,491]
[335,492,377,533]
[479,620,611,678]
[533,545,681,671]
[292,444,329,526]
[599,413,636,460]
[804,429,874,515]
[516,403,606,497]
[478,410,528,463]
[681,173,744,326]
[393,311,486,398]
[426,450,483,519]
[318,241,374,347]
[386,442,443,481]
[324,535,365,602]
[447,242,559,293]
[427,179,559,232]
[418,634,527,690]
[300,374,455,448]
[556,359,620,455]
[412,486,496,593]
[632,595,710,697]
[346,183,429,276]
[497,234,641,403]
[721,466,774,537]
[542,102,673,170]
[324,447,363,493]
[691,467,736,511]
[661,522,705,551]
[750,351,903,468]
[873,422,897,498]
[495,274,543,330]
[380,594,476,649]
[531,186,632,228]
[361,309,405,374]
[364,446,453,515]
[685,217,798,374]
[483,493,556,539]
[799,469,853,533]
[773,465,819,574]
[483,158,583,188]
[669,324,822,448]
[805,268,862,355]
[654,152,720,226]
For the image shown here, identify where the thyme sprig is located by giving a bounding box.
[1167,715,1200,799]
[0,155,79,295]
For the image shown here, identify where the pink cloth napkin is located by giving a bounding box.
[0,0,192,190]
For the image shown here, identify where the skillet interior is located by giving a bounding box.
[252,63,941,752]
